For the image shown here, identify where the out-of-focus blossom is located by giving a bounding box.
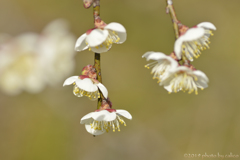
[142,51,179,81]
[63,75,108,100]
[80,109,132,136]
[75,22,126,53]
[0,19,76,95]
[160,66,209,94]
[174,22,216,61]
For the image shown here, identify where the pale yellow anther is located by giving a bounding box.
[95,46,99,49]
[89,47,91,51]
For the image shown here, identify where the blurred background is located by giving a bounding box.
[0,0,240,160]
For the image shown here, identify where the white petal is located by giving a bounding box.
[194,70,209,88]
[104,22,126,33]
[165,56,179,69]
[96,83,108,98]
[92,110,110,121]
[174,37,184,60]
[182,27,205,41]
[142,51,153,58]
[91,44,111,53]
[63,76,78,86]
[105,23,127,44]
[80,112,94,124]
[75,78,98,92]
[85,124,106,135]
[163,84,174,92]
[142,52,168,61]
[75,33,88,51]
[197,22,216,30]
[116,31,127,44]
[116,110,132,120]
[86,29,108,47]
[194,70,209,82]
[103,112,117,121]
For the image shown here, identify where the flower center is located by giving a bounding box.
[72,85,100,100]
[90,115,127,132]
[169,73,202,94]
[86,31,120,51]
[145,60,170,81]
[181,30,213,60]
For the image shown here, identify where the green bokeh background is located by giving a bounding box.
[1,0,240,160]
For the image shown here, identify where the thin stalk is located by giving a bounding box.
[166,0,179,39]
[93,0,103,109]
[94,53,102,109]
[93,0,100,21]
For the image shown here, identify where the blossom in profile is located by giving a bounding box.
[80,108,132,136]
[174,22,216,61]
[63,75,108,100]
[75,22,126,53]
[160,66,209,94]
[0,19,76,95]
[142,51,179,82]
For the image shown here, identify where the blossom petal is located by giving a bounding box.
[91,44,112,53]
[116,110,132,120]
[63,76,78,86]
[182,27,205,41]
[75,33,88,51]
[86,29,108,47]
[104,22,126,33]
[174,37,184,59]
[163,84,174,92]
[75,78,98,92]
[105,23,127,44]
[194,70,209,88]
[96,83,108,98]
[116,31,127,44]
[80,112,94,124]
[142,52,167,61]
[174,28,205,59]
[103,112,116,121]
[85,124,106,135]
[92,110,110,121]
[197,22,216,30]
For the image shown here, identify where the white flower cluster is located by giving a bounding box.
[0,19,76,95]
[143,22,216,94]
[63,8,131,135]
[75,22,126,53]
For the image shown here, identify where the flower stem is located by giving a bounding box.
[93,0,100,21]
[166,0,179,39]
[94,53,103,109]
[93,0,103,110]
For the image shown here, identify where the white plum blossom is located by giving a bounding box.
[142,51,179,81]
[63,75,108,100]
[174,22,216,61]
[0,19,76,95]
[75,22,126,53]
[80,109,132,136]
[160,66,209,95]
